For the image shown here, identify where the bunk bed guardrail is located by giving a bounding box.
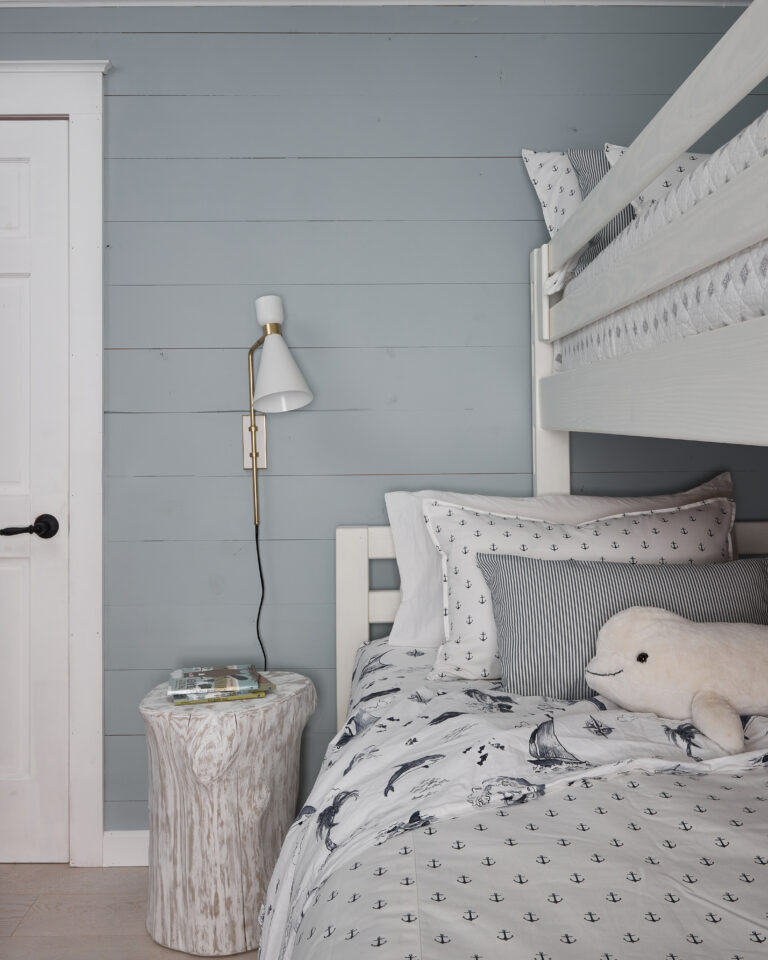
[531,0,768,479]
[547,0,768,281]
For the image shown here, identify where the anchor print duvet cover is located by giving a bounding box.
[260,638,768,959]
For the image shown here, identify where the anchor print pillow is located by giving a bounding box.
[522,149,582,236]
[522,147,634,280]
[424,497,735,682]
[478,552,768,700]
[604,143,709,215]
[384,472,734,649]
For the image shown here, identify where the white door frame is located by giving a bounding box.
[0,60,110,867]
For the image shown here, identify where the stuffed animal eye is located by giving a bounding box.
[636,652,648,663]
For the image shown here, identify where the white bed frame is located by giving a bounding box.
[335,0,768,729]
[335,526,399,728]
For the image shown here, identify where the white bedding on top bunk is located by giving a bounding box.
[553,110,768,371]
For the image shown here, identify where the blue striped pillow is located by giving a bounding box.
[477,554,768,701]
[567,147,634,274]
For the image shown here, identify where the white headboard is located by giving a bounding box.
[335,526,399,729]
[334,520,768,729]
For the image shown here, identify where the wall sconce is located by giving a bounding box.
[247,294,312,669]
[248,294,313,525]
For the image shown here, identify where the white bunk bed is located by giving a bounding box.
[531,0,768,493]
[333,0,768,729]
[260,6,768,957]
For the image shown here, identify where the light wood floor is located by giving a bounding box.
[0,864,221,959]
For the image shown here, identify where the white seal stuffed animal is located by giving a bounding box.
[585,607,768,754]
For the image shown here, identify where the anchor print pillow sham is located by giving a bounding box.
[424,497,735,681]
[521,149,581,236]
[478,553,768,700]
[384,472,734,649]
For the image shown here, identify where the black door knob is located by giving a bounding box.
[0,514,59,539]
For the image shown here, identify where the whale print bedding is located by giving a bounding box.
[260,638,768,959]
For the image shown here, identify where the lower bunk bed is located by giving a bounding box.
[260,510,768,959]
[262,636,768,959]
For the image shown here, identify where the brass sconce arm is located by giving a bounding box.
[247,322,284,526]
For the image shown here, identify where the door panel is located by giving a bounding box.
[0,561,30,780]
[0,120,69,862]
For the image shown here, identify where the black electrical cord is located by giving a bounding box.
[254,524,268,672]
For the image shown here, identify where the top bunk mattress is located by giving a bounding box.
[553,110,768,372]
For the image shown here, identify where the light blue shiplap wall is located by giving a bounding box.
[3,4,768,830]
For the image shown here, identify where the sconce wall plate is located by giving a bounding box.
[242,414,267,471]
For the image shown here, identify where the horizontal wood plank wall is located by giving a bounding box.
[4,4,768,831]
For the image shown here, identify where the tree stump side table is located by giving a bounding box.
[139,671,316,956]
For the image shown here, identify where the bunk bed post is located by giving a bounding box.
[336,527,370,729]
[530,244,570,496]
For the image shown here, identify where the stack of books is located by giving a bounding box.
[168,663,275,705]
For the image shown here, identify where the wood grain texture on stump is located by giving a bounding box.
[139,672,316,956]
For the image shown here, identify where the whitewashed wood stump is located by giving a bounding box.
[139,672,316,956]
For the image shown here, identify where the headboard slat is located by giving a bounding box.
[369,590,400,624]
[368,526,396,559]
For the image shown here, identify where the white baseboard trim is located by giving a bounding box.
[102,830,149,867]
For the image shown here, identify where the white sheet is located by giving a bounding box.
[259,639,768,959]
[554,110,768,371]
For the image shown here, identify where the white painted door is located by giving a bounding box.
[0,120,70,862]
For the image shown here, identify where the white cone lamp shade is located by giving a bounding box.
[252,332,313,412]
[251,295,313,413]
